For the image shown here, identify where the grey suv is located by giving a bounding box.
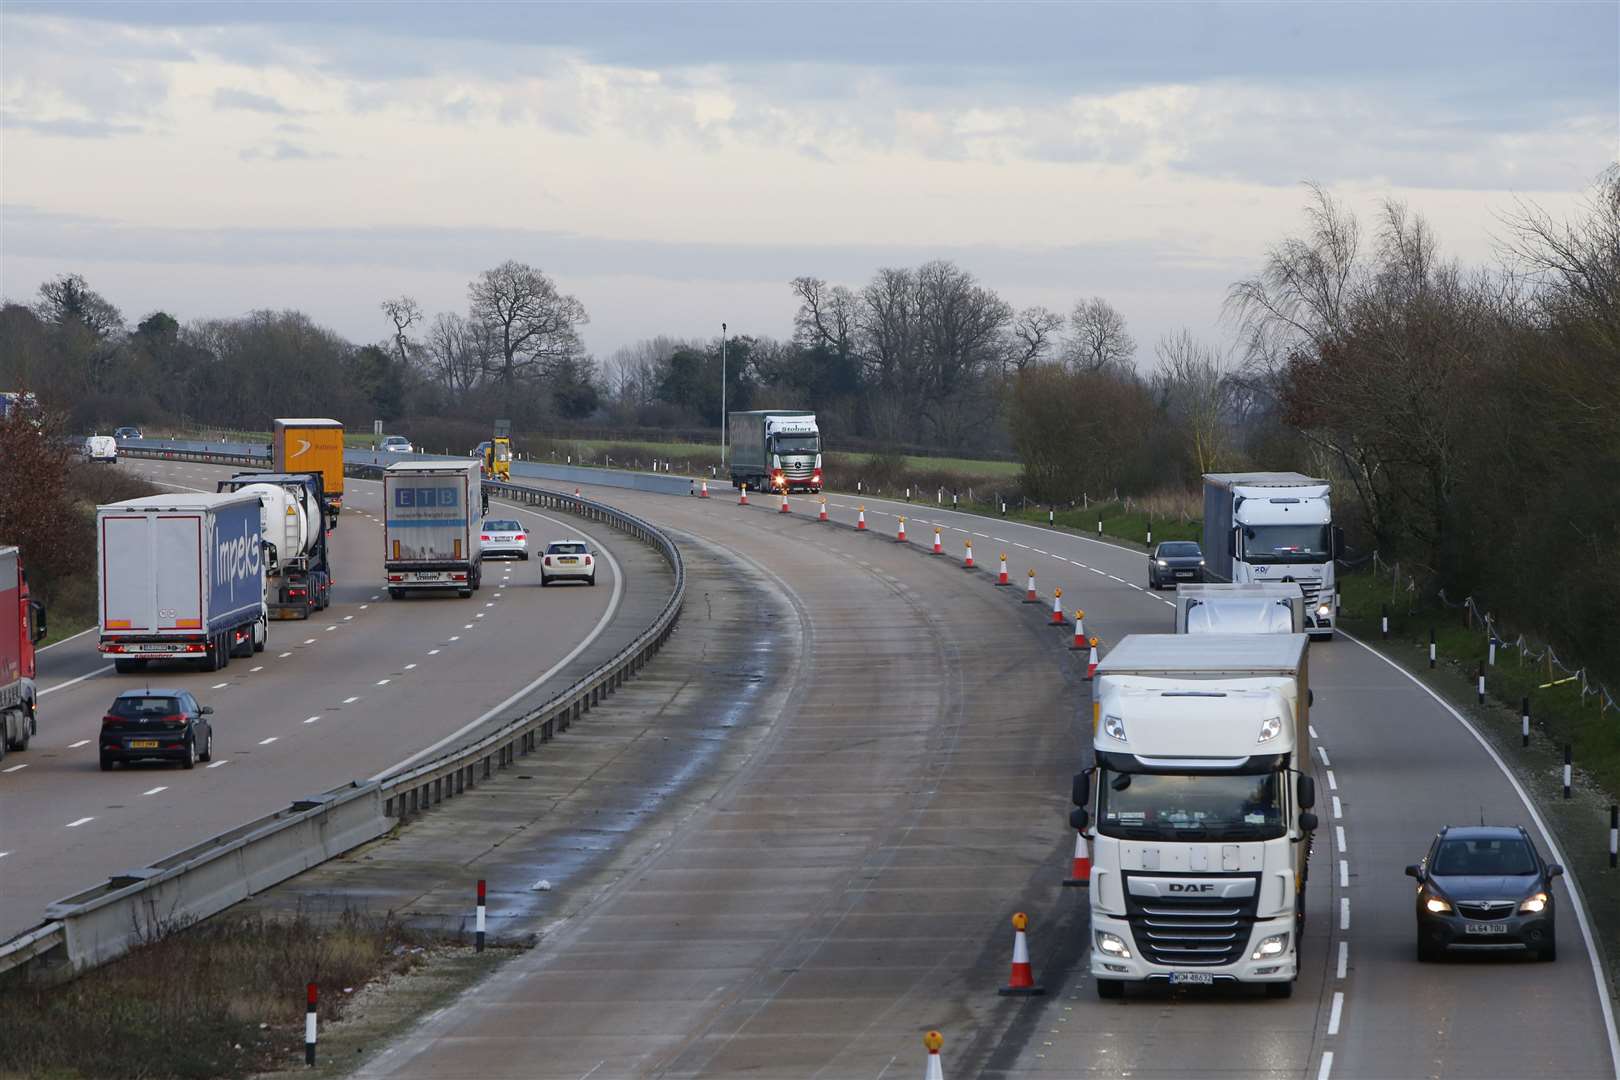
[1406,825,1561,962]
[1148,541,1205,589]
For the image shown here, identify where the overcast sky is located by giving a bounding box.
[2,1,1615,363]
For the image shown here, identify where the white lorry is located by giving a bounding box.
[1175,583,1305,635]
[1202,473,1341,639]
[727,410,822,493]
[1074,633,1318,999]
[383,460,482,598]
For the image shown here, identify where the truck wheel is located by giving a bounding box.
[202,636,223,672]
[114,658,147,674]
[8,711,31,752]
[458,589,473,599]
[389,588,405,600]
[253,618,267,653]
[1265,981,1294,999]
[230,629,253,659]
[1096,979,1124,1000]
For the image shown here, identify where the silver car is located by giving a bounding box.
[541,540,595,586]
[479,518,528,560]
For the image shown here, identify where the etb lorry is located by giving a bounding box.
[1202,473,1342,638]
[97,493,269,672]
[273,418,345,521]
[1175,583,1306,635]
[1,546,48,759]
[1074,634,1318,999]
[383,460,482,598]
[727,410,822,493]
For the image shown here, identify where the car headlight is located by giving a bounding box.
[1095,931,1132,959]
[1519,892,1548,914]
[1251,932,1289,960]
[1316,603,1331,617]
[1155,559,1167,567]
[1424,895,1452,914]
[1103,714,1126,740]
[1199,559,1205,566]
[1257,715,1282,743]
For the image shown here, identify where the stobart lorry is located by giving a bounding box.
[1202,473,1341,639]
[273,418,345,522]
[383,460,482,598]
[0,546,48,759]
[1075,633,1318,999]
[727,410,822,493]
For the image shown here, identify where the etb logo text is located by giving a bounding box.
[395,487,459,508]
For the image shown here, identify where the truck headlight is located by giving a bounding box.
[1103,714,1126,740]
[1519,892,1548,914]
[1424,896,1452,914]
[1095,931,1133,959]
[1316,603,1331,617]
[1256,715,1282,743]
[1251,933,1289,960]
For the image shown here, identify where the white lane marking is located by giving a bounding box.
[370,595,380,600]
[1331,796,1343,819]
[484,602,494,608]
[428,649,441,655]
[0,852,8,858]
[1107,575,1124,583]
[279,652,292,658]
[1014,542,1030,549]
[258,736,278,745]
[972,531,989,538]
[1033,548,1048,555]
[494,593,503,598]
[403,663,417,670]
[343,615,354,621]
[142,786,167,796]
[304,715,320,724]
[463,624,474,630]
[1335,825,1347,852]
[68,739,90,749]
[376,678,390,686]
[1340,898,1350,930]
[359,604,369,610]
[1127,583,1143,591]
[3,763,27,773]
[1337,941,1348,979]
[475,613,485,619]
[1326,769,1338,791]
[1318,1052,1334,1080]
[38,667,110,697]
[249,665,263,672]
[207,760,229,769]
[1091,567,1106,575]
[1327,991,1344,1035]
[1319,746,1332,767]
[1339,859,1348,888]
[1345,628,1620,1070]
[36,626,96,651]
[66,817,94,828]
[342,696,360,704]
[448,636,460,642]
[211,682,228,689]
[1308,725,1319,739]
[304,638,317,645]
[374,500,627,781]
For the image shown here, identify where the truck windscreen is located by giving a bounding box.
[1097,771,1285,841]
[773,436,820,453]
[1242,524,1331,563]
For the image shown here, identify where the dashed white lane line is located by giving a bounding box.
[342,696,360,704]
[1326,769,1338,791]
[359,604,369,610]
[250,665,263,672]
[1014,542,1030,549]
[1308,725,1319,739]
[1331,796,1343,819]
[304,715,320,724]
[279,651,293,658]
[370,595,380,600]
[1339,859,1349,888]
[484,602,495,608]
[66,817,94,828]
[463,623,474,629]
[1091,567,1106,575]
[1127,583,1144,591]
[211,682,228,689]
[1335,825,1347,852]
[142,786,167,796]
[428,649,441,656]
[494,593,503,598]
[0,852,9,858]
[448,636,460,642]
[1107,575,1125,583]
[3,763,27,773]
[207,760,229,769]
[1340,897,1351,930]
[39,668,109,697]
[304,638,317,645]
[376,678,391,686]
[475,613,485,619]
[68,739,90,749]
[258,736,278,745]
[343,615,354,621]
[1327,991,1345,1035]
[1033,548,1048,555]
[1318,1051,1335,1080]
[403,663,417,670]
[1337,941,1349,979]
[1319,746,1333,767]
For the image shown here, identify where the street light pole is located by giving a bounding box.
[720,322,727,474]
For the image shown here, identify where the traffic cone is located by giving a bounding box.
[1085,637,1100,680]
[897,516,907,542]
[996,554,1009,585]
[932,528,943,554]
[1062,830,1093,887]
[1024,569,1038,603]
[780,492,791,514]
[1050,587,1066,625]
[963,539,974,569]
[738,484,748,506]
[1071,610,1088,650]
[699,479,709,499]
[818,497,829,522]
[923,1030,944,1080]
[857,506,867,530]
[997,912,1044,996]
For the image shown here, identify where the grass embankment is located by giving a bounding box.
[932,490,1203,550]
[0,911,508,1080]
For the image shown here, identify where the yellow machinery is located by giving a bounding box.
[484,435,512,481]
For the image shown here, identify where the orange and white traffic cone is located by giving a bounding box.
[897,516,907,542]
[923,1030,945,1080]
[932,527,943,554]
[1085,637,1100,680]
[1071,610,1088,650]
[699,479,709,499]
[857,506,867,530]
[818,497,829,522]
[1050,587,1066,626]
[780,492,791,514]
[738,484,749,506]
[997,912,1044,996]
[963,539,974,569]
[1062,830,1093,887]
[1024,568,1038,603]
[996,554,1009,585]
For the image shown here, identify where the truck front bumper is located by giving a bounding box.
[1089,912,1297,984]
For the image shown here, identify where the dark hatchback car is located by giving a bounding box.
[1148,541,1205,589]
[100,689,214,771]
[1406,825,1561,962]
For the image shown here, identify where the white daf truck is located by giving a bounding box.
[1202,473,1342,639]
[1073,634,1318,999]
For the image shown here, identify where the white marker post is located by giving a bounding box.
[476,878,487,952]
[305,983,318,1066]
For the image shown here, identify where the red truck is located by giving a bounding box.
[0,545,48,761]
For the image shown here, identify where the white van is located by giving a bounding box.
[85,435,118,463]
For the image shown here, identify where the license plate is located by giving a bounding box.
[411,572,442,581]
[558,557,578,564]
[1169,971,1214,985]
[1464,922,1509,935]
[1175,570,1193,578]
[129,740,159,749]
[129,644,180,654]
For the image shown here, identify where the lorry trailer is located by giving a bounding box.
[0,546,48,759]
[217,472,334,618]
[273,418,345,521]
[97,493,269,672]
[1202,473,1341,639]
[1077,633,1317,998]
[1175,583,1306,635]
[383,460,482,598]
[727,410,822,493]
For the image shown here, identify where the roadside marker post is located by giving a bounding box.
[1564,744,1573,799]
[1522,697,1531,747]
[305,983,318,1066]
[1477,661,1487,705]
[476,878,487,952]
[1429,629,1437,669]
[1610,805,1618,869]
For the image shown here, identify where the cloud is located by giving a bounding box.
[238,141,331,161]
[213,86,298,114]
[0,111,142,138]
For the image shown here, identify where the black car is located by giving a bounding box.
[1148,541,1205,589]
[1406,825,1561,962]
[113,426,142,441]
[100,689,214,771]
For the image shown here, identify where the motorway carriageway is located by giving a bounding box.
[357,480,1615,1080]
[0,457,660,943]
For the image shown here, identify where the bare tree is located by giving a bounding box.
[1155,329,1232,474]
[1063,297,1136,373]
[467,261,588,389]
[380,295,422,367]
[35,273,123,339]
[790,276,859,366]
[1006,305,1064,372]
[423,312,485,397]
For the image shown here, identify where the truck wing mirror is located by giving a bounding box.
[1308,689,1315,707]
[1071,769,1091,807]
[1296,774,1316,810]
[1297,811,1319,834]
[1333,526,1346,560]
[29,600,46,643]
[1069,807,1090,831]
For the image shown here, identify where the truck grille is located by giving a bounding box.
[1124,875,1260,967]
